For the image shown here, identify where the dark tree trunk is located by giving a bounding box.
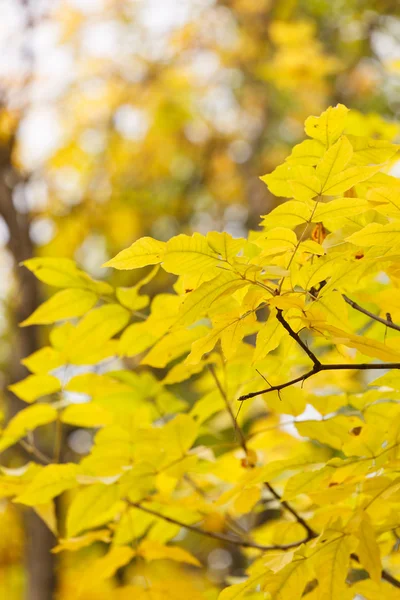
[0,137,57,600]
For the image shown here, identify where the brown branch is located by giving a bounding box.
[125,499,309,551]
[276,309,321,366]
[208,363,248,454]
[239,363,400,402]
[381,566,400,589]
[343,295,400,333]
[263,482,316,541]
[18,439,53,465]
[128,500,400,588]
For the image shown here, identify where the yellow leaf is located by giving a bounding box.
[311,533,356,600]
[116,265,159,310]
[116,287,149,311]
[352,579,400,600]
[233,486,261,516]
[67,304,130,364]
[266,387,307,417]
[296,415,364,451]
[142,326,208,368]
[254,311,287,362]
[346,222,400,247]
[316,137,353,189]
[163,233,221,276]
[0,404,58,452]
[176,271,250,328]
[261,556,312,600]
[66,484,121,537]
[138,540,201,566]
[65,373,131,397]
[289,166,321,201]
[313,197,368,222]
[52,529,111,553]
[119,321,157,358]
[186,311,255,364]
[161,414,198,460]
[355,513,381,583]
[261,163,293,199]
[282,468,331,501]
[321,164,381,196]
[254,228,297,257]
[15,464,79,506]
[20,288,98,326]
[304,104,349,147]
[33,501,58,535]
[348,135,399,166]
[113,507,155,546]
[103,237,166,270]
[61,403,113,428]
[207,232,247,260]
[21,347,65,374]
[23,257,112,295]
[286,138,325,166]
[311,322,400,362]
[81,546,135,588]
[8,374,61,403]
[260,201,311,230]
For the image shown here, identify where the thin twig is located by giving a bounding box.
[19,439,53,465]
[239,362,400,401]
[125,499,309,551]
[276,309,321,366]
[381,566,400,589]
[264,482,316,540]
[343,295,400,333]
[208,363,248,454]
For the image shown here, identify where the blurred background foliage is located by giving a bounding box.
[0,0,400,598]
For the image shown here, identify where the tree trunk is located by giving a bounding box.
[0,137,57,600]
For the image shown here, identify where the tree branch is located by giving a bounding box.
[263,482,316,540]
[343,295,400,333]
[239,363,400,401]
[276,309,321,366]
[381,566,400,589]
[125,499,309,551]
[18,439,53,465]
